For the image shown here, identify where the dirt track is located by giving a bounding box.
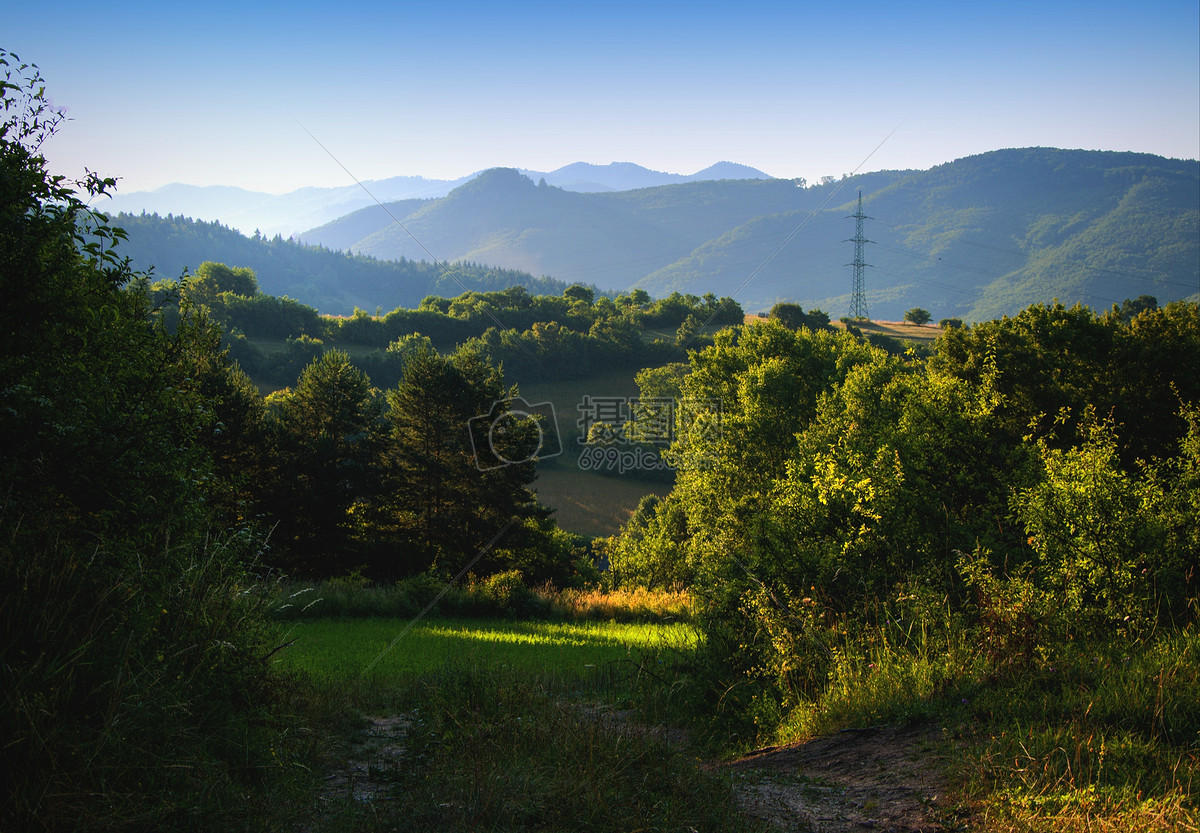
[721,724,961,832]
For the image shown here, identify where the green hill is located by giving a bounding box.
[301,149,1199,322]
[109,212,577,314]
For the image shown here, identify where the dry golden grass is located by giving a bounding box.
[834,318,944,344]
[537,586,694,622]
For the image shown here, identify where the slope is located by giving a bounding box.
[108,212,573,314]
[640,149,1199,320]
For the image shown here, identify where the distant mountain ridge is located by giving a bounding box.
[520,161,771,192]
[98,162,772,237]
[295,149,1198,321]
[111,149,1198,322]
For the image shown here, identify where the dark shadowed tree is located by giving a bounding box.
[264,350,385,573]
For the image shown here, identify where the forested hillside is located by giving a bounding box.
[298,150,1198,321]
[109,212,578,314]
[301,168,906,288]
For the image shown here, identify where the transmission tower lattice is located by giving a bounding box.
[847,190,872,320]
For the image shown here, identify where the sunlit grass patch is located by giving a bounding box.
[274,616,698,685]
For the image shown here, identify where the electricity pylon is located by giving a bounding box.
[846,191,872,320]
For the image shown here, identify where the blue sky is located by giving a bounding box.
[8,0,1198,194]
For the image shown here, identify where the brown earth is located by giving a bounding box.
[719,724,964,832]
[315,713,968,831]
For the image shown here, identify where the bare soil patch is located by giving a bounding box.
[319,713,413,804]
[720,724,962,832]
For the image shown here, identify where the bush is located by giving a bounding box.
[0,53,296,830]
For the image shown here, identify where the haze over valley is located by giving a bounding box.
[110,149,1199,322]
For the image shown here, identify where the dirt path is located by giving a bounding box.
[720,724,960,832]
[315,713,963,831]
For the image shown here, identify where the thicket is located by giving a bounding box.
[609,307,1199,749]
[154,272,743,388]
[0,53,303,831]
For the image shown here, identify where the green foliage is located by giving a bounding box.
[0,51,295,830]
[1116,293,1159,323]
[562,283,595,304]
[182,259,259,305]
[263,350,385,573]
[610,284,1200,799]
[370,344,566,582]
[904,307,931,325]
[609,495,692,588]
[932,301,1200,465]
[1013,416,1162,636]
[770,307,834,331]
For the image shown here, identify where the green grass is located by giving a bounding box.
[276,616,763,833]
[747,600,1199,832]
[274,616,697,685]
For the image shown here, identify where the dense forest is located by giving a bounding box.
[109,210,583,315]
[4,51,1197,831]
[293,154,1198,321]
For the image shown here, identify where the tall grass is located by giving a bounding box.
[738,591,1199,832]
[1,530,310,832]
[270,573,694,622]
[309,662,765,833]
[964,627,1199,831]
[277,615,757,833]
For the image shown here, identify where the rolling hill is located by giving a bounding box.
[99,162,770,238]
[299,149,1199,322]
[106,213,577,314]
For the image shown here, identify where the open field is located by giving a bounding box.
[275,616,697,684]
[844,318,944,344]
[532,465,669,537]
[275,616,762,832]
[744,312,945,345]
[520,367,669,537]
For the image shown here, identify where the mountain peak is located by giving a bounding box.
[690,161,771,180]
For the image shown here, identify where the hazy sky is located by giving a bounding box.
[8,0,1198,194]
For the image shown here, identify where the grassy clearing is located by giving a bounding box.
[274,616,696,685]
[532,464,669,537]
[310,662,764,833]
[277,615,763,833]
[510,367,672,537]
[842,318,944,344]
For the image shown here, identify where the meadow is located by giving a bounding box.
[273,611,767,833]
[274,616,697,684]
